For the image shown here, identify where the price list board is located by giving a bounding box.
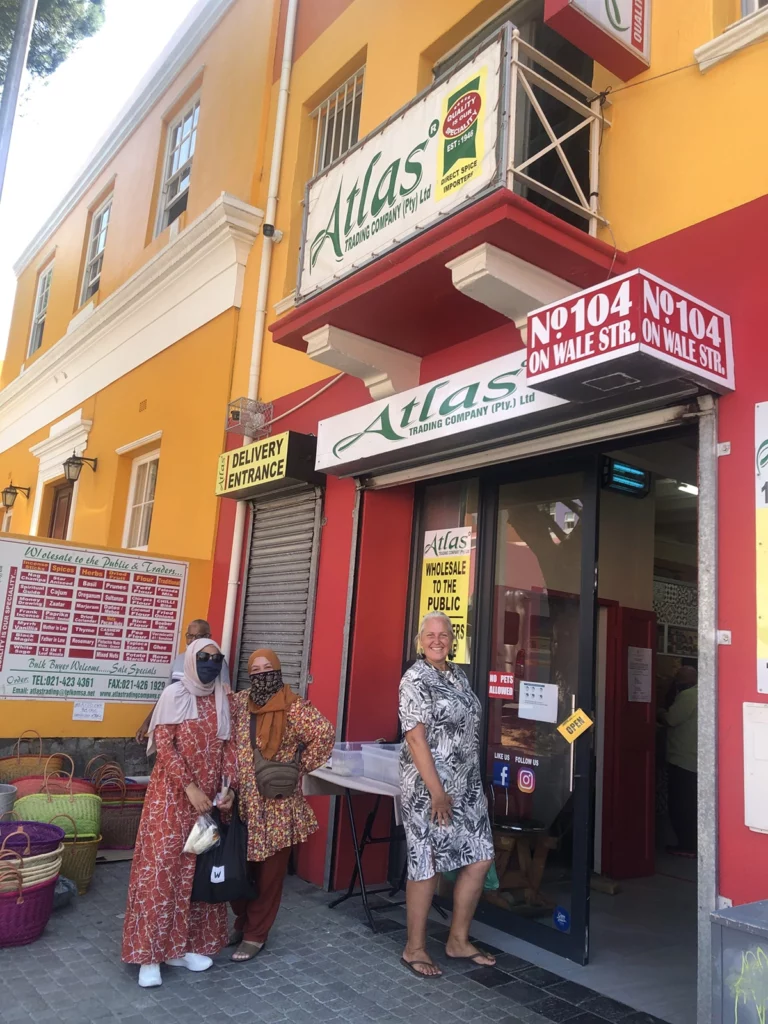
[0,538,188,702]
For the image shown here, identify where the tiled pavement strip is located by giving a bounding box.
[0,863,669,1024]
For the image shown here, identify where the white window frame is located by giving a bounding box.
[743,0,768,15]
[310,68,365,175]
[2,510,12,533]
[122,450,160,551]
[156,96,200,235]
[80,195,112,306]
[28,263,54,357]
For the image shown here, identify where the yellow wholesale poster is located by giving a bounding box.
[419,528,472,663]
[756,404,768,691]
[435,64,488,202]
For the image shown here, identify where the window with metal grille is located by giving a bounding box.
[157,98,200,233]
[123,451,159,550]
[311,68,364,175]
[28,263,53,357]
[81,196,112,305]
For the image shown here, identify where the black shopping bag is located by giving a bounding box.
[191,798,258,903]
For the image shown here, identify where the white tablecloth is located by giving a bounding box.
[304,767,402,825]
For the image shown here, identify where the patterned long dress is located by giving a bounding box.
[399,659,495,881]
[230,690,334,863]
[122,694,231,964]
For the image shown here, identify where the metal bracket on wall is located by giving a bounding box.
[717,442,731,456]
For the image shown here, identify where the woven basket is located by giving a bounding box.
[0,867,57,947]
[0,732,65,785]
[99,778,143,850]
[48,814,100,895]
[12,755,97,800]
[0,848,63,892]
[0,821,64,856]
[14,783,101,838]
[0,785,16,816]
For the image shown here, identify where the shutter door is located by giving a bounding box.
[236,487,322,694]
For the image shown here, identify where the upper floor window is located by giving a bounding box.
[123,451,159,550]
[81,195,112,305]
[28,263,54,357]
[157,97,200,233]
[743,0,768,14]
[311,68,364,175]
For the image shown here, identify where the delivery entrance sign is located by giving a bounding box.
[0,537,187,702]
[526,269,734,402]
[418,528,472,663]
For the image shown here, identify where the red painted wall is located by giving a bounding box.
[631,193,768,906]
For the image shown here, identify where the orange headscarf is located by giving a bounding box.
[247,648,298,760]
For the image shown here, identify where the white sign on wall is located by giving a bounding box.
[298,35,503,300]
[315,349,566,475]
[0,537,187,702]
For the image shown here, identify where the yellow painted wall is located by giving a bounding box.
[1,0,276,391]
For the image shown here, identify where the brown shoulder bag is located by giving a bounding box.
[249,714,303,799]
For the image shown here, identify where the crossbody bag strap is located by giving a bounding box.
[249,709,304,765]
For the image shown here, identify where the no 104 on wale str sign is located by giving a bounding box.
[526,269,734,403]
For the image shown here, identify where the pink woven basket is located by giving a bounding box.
[0,866,57,947]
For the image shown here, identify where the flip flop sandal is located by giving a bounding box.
[400,956,442,978]
[231,941,264,962]
[446,950,496,965]
[227,929,244,947]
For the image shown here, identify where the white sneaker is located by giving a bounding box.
[138,964,162,988]
[164,952,213,972]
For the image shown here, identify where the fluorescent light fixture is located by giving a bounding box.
[678,483,699,495]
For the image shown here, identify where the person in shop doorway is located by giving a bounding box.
[398,612,497,979]
[662,663,698,857]
[227,648,334,962]
[134,619,231,743]
[122,638,234,988]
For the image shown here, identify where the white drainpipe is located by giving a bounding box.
[219,0,300,666]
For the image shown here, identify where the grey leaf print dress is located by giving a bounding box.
[398,659,495,881]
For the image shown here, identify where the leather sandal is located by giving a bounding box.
[231,940,264,962]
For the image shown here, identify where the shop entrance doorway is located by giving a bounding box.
[410,428,699,1021]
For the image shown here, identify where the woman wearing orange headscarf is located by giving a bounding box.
[228,648,334,962]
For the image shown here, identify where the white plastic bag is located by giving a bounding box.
[183,813,221,855]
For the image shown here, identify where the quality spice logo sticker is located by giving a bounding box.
[436,66,488,201]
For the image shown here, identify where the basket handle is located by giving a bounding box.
[95,767,124,786]
[47,813,78,844]
[0,826,30,857]
[93,762,124,785]
[99,776,127,805]
[84,754,111,780]
[0,810,19,822]
[12,730,43,764]
[44,752,74,783]
[0,864,24,903]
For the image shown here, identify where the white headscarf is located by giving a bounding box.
[146,637,232,755]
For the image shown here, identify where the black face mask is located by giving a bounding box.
[248,670,284,706]
[196,661,221,684]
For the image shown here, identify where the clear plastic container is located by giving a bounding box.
[329,742,365,776]
[361,743,402,786]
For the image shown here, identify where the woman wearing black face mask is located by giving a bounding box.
[227,648,334,962]
[122,638,235,989]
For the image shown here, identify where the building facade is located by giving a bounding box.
[2,0,768,1018]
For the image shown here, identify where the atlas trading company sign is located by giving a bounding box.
[525,269,734,403]
[544,0,650,81]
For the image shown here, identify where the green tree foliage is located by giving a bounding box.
[0,0,105,89]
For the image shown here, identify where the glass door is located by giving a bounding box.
[473,461,599,963]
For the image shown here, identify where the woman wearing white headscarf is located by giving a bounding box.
[122,638,234,989]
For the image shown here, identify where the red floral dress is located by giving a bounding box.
[121,694,233,964]
[230,690,334,863]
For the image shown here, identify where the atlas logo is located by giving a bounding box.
[517,768,536,794]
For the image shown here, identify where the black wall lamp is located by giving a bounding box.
[63,451,98,483]
[1,483,30,509]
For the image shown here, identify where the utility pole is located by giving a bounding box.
[0,0,39,203]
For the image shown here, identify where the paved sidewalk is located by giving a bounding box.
[0,863,668,1024]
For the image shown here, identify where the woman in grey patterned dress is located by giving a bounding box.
[398,612,496,978]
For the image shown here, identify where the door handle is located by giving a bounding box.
[569,694,576,792]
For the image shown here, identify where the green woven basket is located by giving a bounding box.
[14,790,101,838]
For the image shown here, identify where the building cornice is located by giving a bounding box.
[0,193,263,455]
[13,0,238,277]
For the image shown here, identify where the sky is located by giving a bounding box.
[0,0,201,355]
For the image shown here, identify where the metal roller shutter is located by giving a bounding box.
[236,487,322,694]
